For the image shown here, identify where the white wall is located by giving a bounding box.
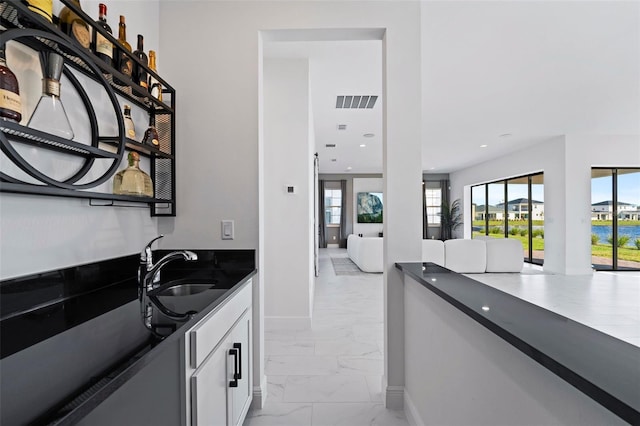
[450,135,640,275]
[0,1,161,280]
[262,58,313,328]
[353,177,384,237]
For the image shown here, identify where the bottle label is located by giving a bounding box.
[150,82,162,100]
[27,0,53,22]
[151,138,158,146]
[96,34,113,59]
[139,80,148,89]
[127,128,136,138]
[120,55,133,77]
[0,89,21,114]
[43,79,60,97]
[71,21,91,49]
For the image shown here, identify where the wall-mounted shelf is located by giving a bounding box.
[0,0,176,216]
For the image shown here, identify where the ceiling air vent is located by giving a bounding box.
[337,124,347,131]
[336,95,378,109]
[325,144,336,148]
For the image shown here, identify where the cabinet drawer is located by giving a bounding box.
[189,280,252,368]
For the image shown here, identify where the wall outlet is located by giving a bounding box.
[222,220,234,240]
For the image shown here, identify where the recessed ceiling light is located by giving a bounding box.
[363,133,375,138]
[480,144,488,148]
[429,167,436,170]
[359,144,366,148]
[499,133,512,138]
[346,166,352,171]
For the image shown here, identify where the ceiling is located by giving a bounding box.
[264,1,639,175]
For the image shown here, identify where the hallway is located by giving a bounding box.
[245,248,409,425]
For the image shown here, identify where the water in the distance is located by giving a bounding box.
[592,225,640,246]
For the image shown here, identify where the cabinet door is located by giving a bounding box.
[229,310,252,426]
[190,337,232,426]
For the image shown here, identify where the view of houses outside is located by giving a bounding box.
[472,169,640,270]
[590,168,640,270]
[471,173,545,265]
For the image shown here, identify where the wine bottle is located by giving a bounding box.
[0,48,22,123]
[59,0,91,50]
[133,34,148,89]
[123,104,136,139]
[92,3,113,66]
[142,111,159,146]
[115,15,133,85]
[25,0,53,24]
[148,50,162,101]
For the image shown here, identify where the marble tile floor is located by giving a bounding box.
[244,248,409,426]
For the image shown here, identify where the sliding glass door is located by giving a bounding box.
[591,168,640,270]
[471,172,544,265]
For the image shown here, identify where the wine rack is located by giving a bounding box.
[0,0,176,216]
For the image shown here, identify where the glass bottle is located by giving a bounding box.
[59,0,90,50]
[142,110,159,147]
[27,52,74,139]
[0,48,22,123]
[148,50,162,101]
[113,151,153,197]
[92,3,113,66]
[123,104,135,139]
[115,15,132,85]
[25,0,53,24]
[133,34,148,89]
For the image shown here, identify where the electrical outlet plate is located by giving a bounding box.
[222,220,234,240]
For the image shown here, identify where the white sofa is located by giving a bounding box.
[422,238,524,273]
[347,234,383,272]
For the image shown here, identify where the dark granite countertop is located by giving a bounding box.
[0,249,256,425]
[395,262,640,425]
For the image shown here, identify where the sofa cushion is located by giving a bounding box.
[485,238,524,272]
[422,239,445,267]
[444,239,487,273]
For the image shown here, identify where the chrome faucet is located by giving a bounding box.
[139,236,198,332]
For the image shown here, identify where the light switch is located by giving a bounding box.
[222,220,234,240]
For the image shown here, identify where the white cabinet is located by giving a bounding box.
[185,280,252,426]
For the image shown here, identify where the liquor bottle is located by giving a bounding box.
[92,3,113,66]
[113,151,153,197]
[133,35,148,89]
[148,50,162,101]
[27,52,74,139]
[123,104,136,139]
[25,0,53,24]
[59,0,90,50]
[115,15,133,85]
[0,48,22,123]
[141,111,159,146]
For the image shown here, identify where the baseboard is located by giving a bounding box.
[251,375,267,409]
[382,375,404,410]
[404,389,424,426]
[265,316,312,330]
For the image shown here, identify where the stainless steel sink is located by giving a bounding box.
[157,283,216,297]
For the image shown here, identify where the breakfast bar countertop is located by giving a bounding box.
[395,262,640,424]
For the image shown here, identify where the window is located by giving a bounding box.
[324,189,342,225]
[425,188,442,224]
[471,172,544,265]
[591,168,640,270]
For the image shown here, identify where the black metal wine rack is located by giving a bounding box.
[0,0,176,216]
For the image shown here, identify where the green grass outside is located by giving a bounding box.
[474,220,640,227]
[591,244,640,263]
[472,232,640,263]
